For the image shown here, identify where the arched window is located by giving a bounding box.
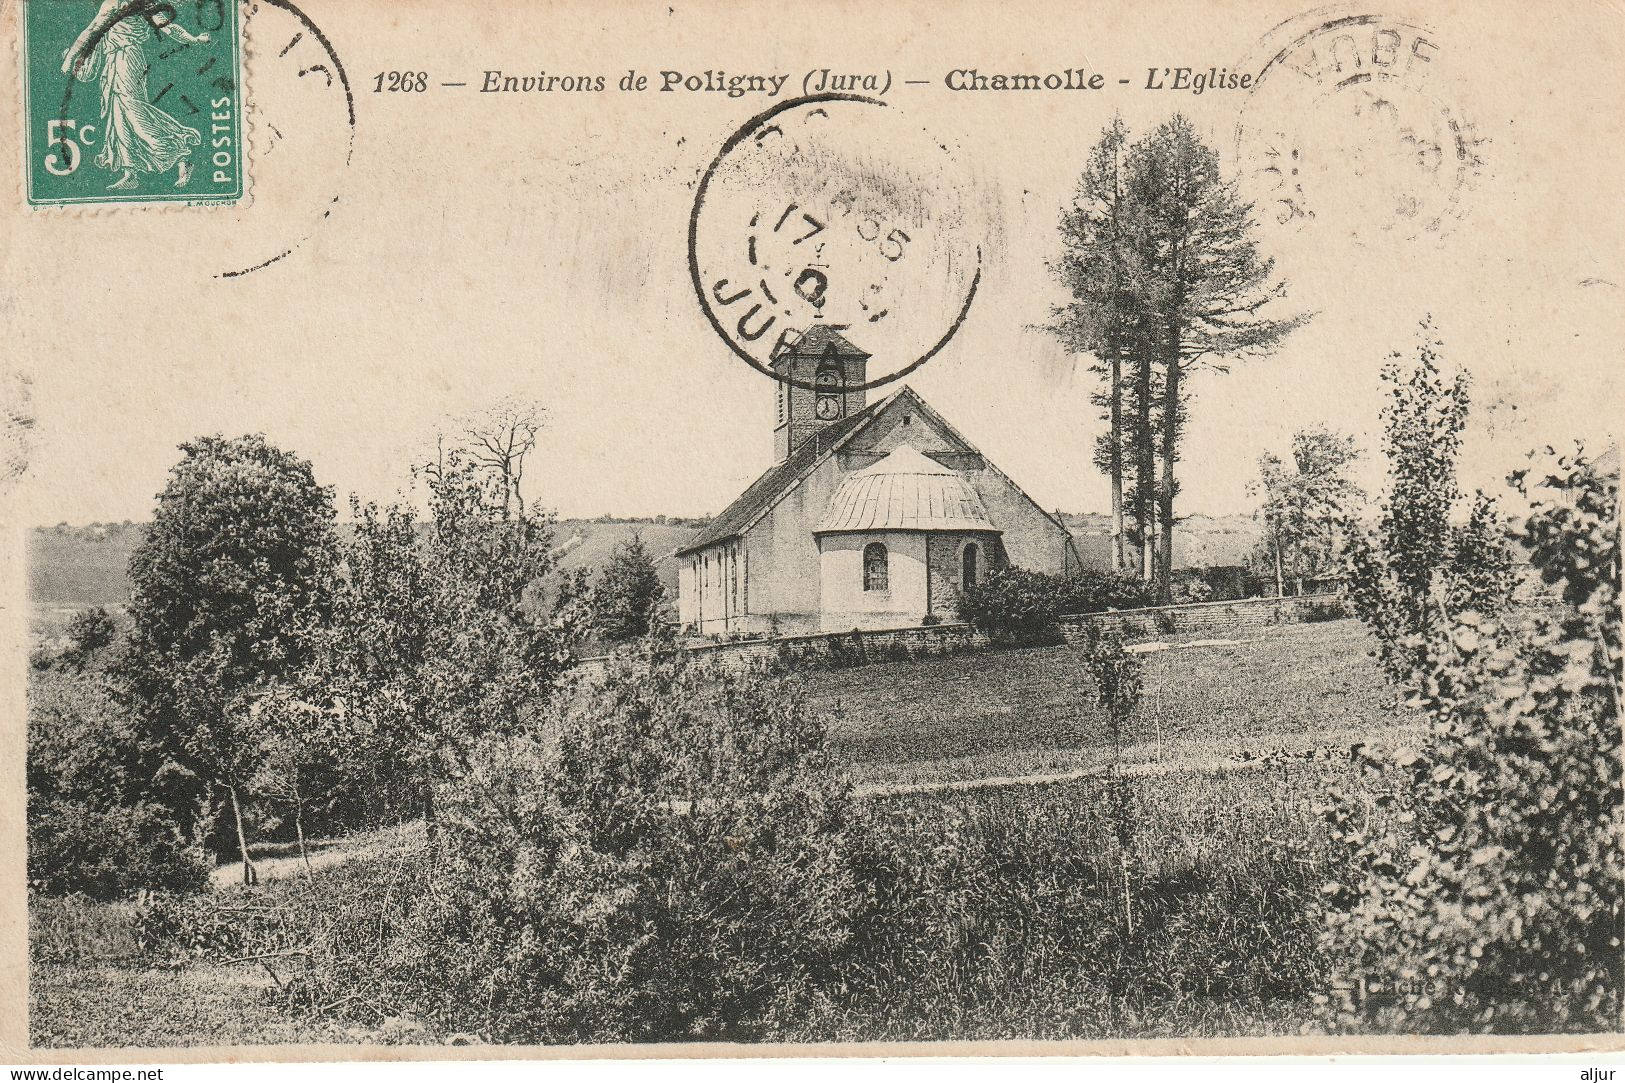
[962,543,979,592]
[863,542,889,592]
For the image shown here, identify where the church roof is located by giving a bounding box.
[778,324,871,359]
[816,445,1000,535]
[676,385,1072,558]
[676,397,886,555]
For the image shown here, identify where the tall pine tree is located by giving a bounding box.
[1044,117,1143,572]
[1128,115,1308,601]
[594,532,666,643]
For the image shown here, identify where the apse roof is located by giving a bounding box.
[815,444,1000,535]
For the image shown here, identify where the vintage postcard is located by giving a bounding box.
[1,0,1621,1065]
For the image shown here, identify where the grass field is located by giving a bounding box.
[810,618,1411,788]
[30,825,432,1048]
[843,762,1350,1041]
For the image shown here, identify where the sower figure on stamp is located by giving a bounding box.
[60,1,211,191]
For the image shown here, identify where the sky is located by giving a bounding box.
[5,0,1620,528]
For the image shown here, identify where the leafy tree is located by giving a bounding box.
[1344,321,1517,683]
[442,397,546,520]
[594,532,666,642]
[1251,426,1365,595]
[1128,116,1309,601]
[120,434,337,885]
[331,450,591,839]
[249,673,352,880]
[1322,448,1621,1032]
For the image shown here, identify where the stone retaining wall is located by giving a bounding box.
[578,593,1346,678]
[1057,592,1345,643]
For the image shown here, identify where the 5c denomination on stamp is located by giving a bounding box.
[24,0,246,207]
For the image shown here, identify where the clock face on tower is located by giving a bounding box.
[816,394,842,420]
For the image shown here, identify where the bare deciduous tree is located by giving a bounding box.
[431,398,547,521]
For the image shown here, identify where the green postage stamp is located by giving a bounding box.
[22,0,246,207]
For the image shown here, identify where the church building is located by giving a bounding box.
[677,327,1084,636]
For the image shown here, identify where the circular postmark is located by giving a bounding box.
[218,0,355,277]
[688,93,985,394]
[1233,8,1487,242]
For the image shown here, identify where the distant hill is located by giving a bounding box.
[551,519,702,599]
[25,518,708,613]
[1057,512,1263,571]
[29,512,1264,616]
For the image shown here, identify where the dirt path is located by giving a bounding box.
[209,821,423,889]
[852,723,1421,800]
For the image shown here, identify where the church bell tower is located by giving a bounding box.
[771,325,870,461]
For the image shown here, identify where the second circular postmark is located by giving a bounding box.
[217,0,356,277]
[1233,8,1488,244]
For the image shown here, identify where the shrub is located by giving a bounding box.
[27,670,210,899]
[826,629,867,669]
[1322,450,1621,1033]
[958,567,1151,642]
[29,893,145,966]
[58,607,118,671]
[28,802,210,902]
[1299,599,1347,623]
[773,640,809,671]
[1061,568,1153,614]
[296,646,867,1043]
[132,888,297,962]
[1170,572,1214,605]
[1186,565,1256,602]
